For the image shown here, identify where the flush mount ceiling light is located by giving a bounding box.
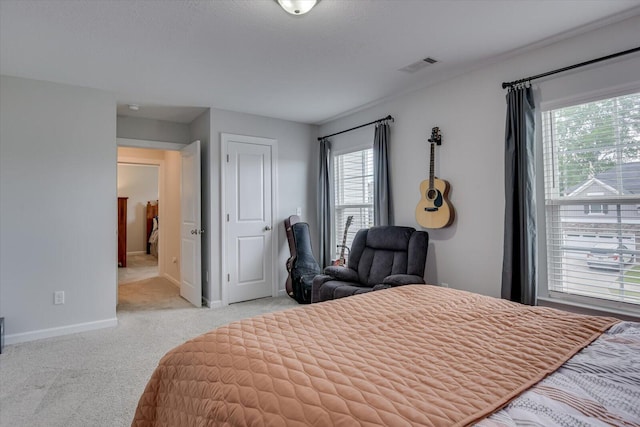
[276,0,319,15]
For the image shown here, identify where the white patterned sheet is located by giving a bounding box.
[477,321,640,427]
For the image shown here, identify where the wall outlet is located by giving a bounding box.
[54,291,65,305]
[206,271,209,282]
[296,207,302,216]
[441,282,449,288]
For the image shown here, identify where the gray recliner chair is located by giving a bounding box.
[311,226,428,303]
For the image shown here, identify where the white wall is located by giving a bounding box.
[163,151,182,284]
[318,15,640,298]
[207,109,317,306]
[117,164,159,253]
[0,76,117,342]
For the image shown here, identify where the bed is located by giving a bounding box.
[131,285,639,426]
[146,201,159,257]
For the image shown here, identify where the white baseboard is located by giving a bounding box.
[208,299,223,309]
[127,251,146,255]
[5,317,118,345]
[163,273,180,288]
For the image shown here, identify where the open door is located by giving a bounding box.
[180,140,202,307]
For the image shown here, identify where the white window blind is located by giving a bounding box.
[542,92,640,308]
[334,148,374,262]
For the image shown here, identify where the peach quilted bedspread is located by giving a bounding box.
[132,285,618,427]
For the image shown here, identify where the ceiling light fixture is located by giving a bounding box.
[128,104,140,111]
[276,0,319,15]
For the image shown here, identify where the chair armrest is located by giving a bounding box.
[322,266,359,282]
[382,274,425,286]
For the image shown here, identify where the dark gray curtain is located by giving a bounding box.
[501,85,537,305]
[373,123,393,226]
[318,138,332,268]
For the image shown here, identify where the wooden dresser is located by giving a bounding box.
[118,197,128,267]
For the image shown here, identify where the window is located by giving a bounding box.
[584,203,609,215]
[333,148,374,262]
[542,92,640,308]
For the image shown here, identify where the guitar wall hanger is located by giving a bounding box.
[415,127,454,229]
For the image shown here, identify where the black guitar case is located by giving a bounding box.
[284,215,300,297]
[287,222,321,304]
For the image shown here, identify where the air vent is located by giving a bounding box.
[399,57,439,73]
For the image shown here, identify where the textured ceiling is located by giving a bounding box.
[1,0,639,124]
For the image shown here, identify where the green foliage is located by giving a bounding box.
[550,93,640,196]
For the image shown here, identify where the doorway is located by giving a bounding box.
[115,140,202,311]
[117,163,160,285]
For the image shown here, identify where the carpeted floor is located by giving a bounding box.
[118,253,158,285]
[0,296,299,427]
[118,277,192,311]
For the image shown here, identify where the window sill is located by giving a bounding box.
[537,296,640,322]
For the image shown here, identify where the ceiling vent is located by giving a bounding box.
[399,57,439,73]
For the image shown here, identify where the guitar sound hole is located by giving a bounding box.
[427,189,437,200]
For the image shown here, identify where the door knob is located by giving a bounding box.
[264,226,272,231]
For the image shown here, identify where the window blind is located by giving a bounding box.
[542,92,640,307]
[334,149,374,261]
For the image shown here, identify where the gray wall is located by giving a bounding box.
[318,15,640,298]
[117,115,190,143]
[207,109,317,305]
[0,76,117,341]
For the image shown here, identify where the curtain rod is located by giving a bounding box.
[501,46,640,89]
[318,115,394,141]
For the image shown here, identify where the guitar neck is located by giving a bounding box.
[429,143,435,189]
[337,216,353,264]
[338,231,348,260]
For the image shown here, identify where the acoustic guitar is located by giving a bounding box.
[415,127,454,229]
[333,215,354,266]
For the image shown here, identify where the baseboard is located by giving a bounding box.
[163,273,181,288]
[208,299,223,309]
[277,289,287,297]
[4,317,118,346]
[127,251,146,255]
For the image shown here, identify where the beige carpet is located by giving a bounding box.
[118,253,158,285]
[118,276,192,311]
[0,296,300,427]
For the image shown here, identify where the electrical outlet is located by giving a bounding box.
[206,271,209,282]
[441,282,449,288]
[54,291,65,305]
[296,207,302,216]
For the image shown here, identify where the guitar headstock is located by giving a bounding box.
[346,215,354,229]
[428,127,442,146]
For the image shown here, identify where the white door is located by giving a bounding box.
[224,135,274,304]
[180,140,202,307]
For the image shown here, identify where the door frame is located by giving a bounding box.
[115,137,202,307]
[220,133,278,306]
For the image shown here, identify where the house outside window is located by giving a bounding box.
[542,91,640,309]
[333,148,373,262]
[583,194,608,215]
